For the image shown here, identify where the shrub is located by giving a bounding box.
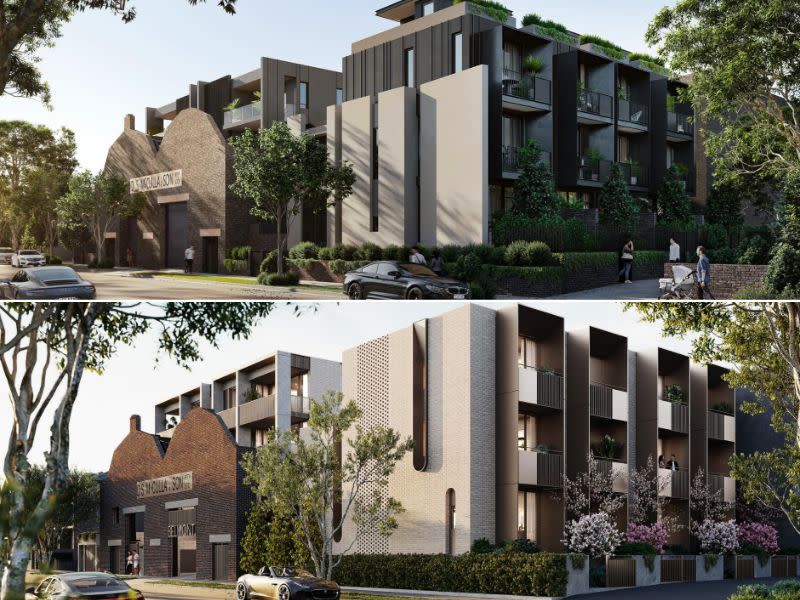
[503,538,541,554]
[614,541,657,556]
[731,584,771,600]
[624,522,668,554]
[521,13,569,32]
[692,519,738,555]
[260,250,279,274]
[699,223,730,250]
[512,140,560,221]
[765,242,800,297]
[599,164,639,231]
[333,552,567,597]
[563,513,622,557]
[579,34,629,60]
[259,272,299,286]
[357,242,383,262]
[228,245,251,261]
[470,538,495,554]
[737,235,772,265]
[288,241,320,260]
[317,246,334,260]
[88,258,115,269]
[707,247,740,265]
[737,522,779,555]
[453,0,511,23]
[505,240,531,266]
[328,259,370,275]
[440,245,464,263]
[627,52,665,66]
[656,165,693,225]
[332,244,359,261]
[43,254,63,265]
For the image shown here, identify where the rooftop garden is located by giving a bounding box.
[628,52,672,77]
[521,13,578,45]
[579,34,629,61]
[454,0,511,23]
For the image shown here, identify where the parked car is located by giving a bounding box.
[236,566,339,600]
[25,572,144,600]
[0,247,13,265]
[0,266,96,300]
[12,249,46,267]
[343,261,471,300]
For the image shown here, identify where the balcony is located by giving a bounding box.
[658,400,689,434]
[578,157,613,184]
[502,70,552,110]
[596,458,629,494]
[290,394,310,415]
[518,366,564,410]
[667,111,694,137]
[218,406,237,429]
[502,146,552,175]
[518,448,563,488]
[617,162,650,188]
[239,395,275,426]
[709,473,736,504]
[707,409,735,443]
[672,167,696,194]
[223,103,261,129]
[617,99,649,127]
[590,382,628,421]
[658,467,689,499]
[578,89,614,119]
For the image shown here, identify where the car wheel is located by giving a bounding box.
[347,282,363,300]
[406,287,424,300]
[236,582,249,600]
[277,584,291,600]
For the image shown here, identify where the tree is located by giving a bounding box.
[558,453,625,522]
[705,184,745,231]
[0,121,77,249]
[630,302,800,534]
[646,0,800,200]
[511,139,559,221]
[765,204,800,296]
[0,302,281,600]
[656,165,693,225]
[229,123,355,275]
[0,0,236,106]
[241,390,413,580]
[689,467,733,523]
[628,455,680,533]
[239,501,312,574]
[598,163,639,232]
[56,170,145,260]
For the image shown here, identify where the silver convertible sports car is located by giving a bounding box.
[236,566,340,600]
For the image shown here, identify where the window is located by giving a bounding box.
[518,336,536,367]
[299,82,309,110]
[376,263,396,277]
[422,1,434,16]
[112,507,120,524]
[412,320,428,472]
[517,491,536,541]
[362,263,379,275]
[404,48,415,87]
[502,113,523,148]
[336,88,343,106]
[452,32,463,73]
[223,387,236,410]
[291,374,305,398]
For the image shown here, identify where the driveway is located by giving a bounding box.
[549,279,661,300]
[572,577,789,600]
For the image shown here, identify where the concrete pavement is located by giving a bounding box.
[571,577,791,600]
[549,279,662,300]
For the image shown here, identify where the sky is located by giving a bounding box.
[0,0,673,171]
[0,300,699,474]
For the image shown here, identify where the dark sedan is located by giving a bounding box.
[343,261,471,300]
[0,266,96,300]
[25,572,143,600]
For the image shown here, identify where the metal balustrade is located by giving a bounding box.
[578,89,614,118]
[502,147,552,173]
[618,99,649,125]
[519,448,564,487]
[503,74,552,105]
[668,111,694,135]
[223,103,262,128]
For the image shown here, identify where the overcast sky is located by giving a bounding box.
[0,0,673,171]
[0,300,700,473]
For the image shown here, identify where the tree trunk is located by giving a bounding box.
[1,536,33,600]
[276,206,285,276]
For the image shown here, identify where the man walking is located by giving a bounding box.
[696,246,715,300]
[409,246,427,265]
[669,238,681,263]
[184,246,195,274]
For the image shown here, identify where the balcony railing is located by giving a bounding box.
[658,400,689,434]
[518,448,563,488]
[709,472,736,503]
[708,409,735,442]
[590,382,628,420]
[659,467,689,499]
[502,71,552,105]
[578,89,614,118]
[502,146,552,173]
[518,366,564,409]
[673,167,696,194]
[291,394,310,415]
[578,157,613,183]
[218,406,237,429]
[223,102,262,128]
[617,162,650,187]
[239,394,275,426]
[618,99,649,125]
[668,111,694,136]
[596,458,629,493]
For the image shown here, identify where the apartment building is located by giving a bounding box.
[98,352,341,580]
[328,0,699,247]
[338,303,751,554]
[103,59,342,271]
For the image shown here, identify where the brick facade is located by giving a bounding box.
[100,409,252,581]
[664,263,769,299]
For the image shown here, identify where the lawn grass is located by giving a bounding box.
[139,580,429,600]
[147,273,342,295]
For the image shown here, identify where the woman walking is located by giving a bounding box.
[619,239,634,284]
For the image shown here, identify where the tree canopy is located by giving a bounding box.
[511,139,559,221]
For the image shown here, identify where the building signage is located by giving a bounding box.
[168,522,196,538]
[136,472,193,499]
[130,170,183,194]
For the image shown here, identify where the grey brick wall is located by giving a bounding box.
[665,263,768,299]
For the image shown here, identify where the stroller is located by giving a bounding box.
[659,265,696,300]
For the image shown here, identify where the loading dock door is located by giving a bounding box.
[165,203,188,269]
[212,544,228,581]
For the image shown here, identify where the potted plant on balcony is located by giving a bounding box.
[524,55,545,74]
[665,384,685,404]
[711,402,734,416]
[223,98,241,112]
[585,147,604,180]
[592,434,623,460]
[243,387,260,403]
[627,159,640,186]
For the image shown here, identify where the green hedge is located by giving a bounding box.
[730,579,800,600]
[333,553,567,597]
[492,265,562,284]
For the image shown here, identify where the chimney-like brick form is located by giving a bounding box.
[124,114,135,131]
[130,415,141,432]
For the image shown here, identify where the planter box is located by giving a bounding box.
[634,555,660,587]
[696,555,724,582]
[566,555,589,597]
[754,555,772,578]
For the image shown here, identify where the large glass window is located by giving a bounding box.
[422,1,434,16]
[518,414,535,450]
[517,491,537,541]
[336,88,343,106]
[223,387,236,410]
[299,82,309,109]
[453,32,463,73]
[404,48,415,87]
[518,336,537,368]
[502,114,524,148]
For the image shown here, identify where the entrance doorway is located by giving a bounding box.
[212,544,228,581]
[202,237,219,274]
[168,507,197,577]
[165,202,188,269]
[109,546,120,574]
[104,239,116,266]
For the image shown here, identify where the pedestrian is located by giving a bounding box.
[696,246,715,300]
[132,549,140,576]
[669,238,681,263]
[409,246,427,266]
[126,247,134,268]
[125,550,133,575]
[618,239,634,284]
[658,455,666,469]
[430,249,444,276]
[184,246,195,274]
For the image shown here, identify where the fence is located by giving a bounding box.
[606,557,636,587]
[661,556,696,583]
[771,556,798,577]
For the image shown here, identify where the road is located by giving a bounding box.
[0,265,344,301]
[572,577,789,600]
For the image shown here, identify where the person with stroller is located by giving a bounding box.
[696,246,715,300]
[619,239,634,284]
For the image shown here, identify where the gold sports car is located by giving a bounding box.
[236,566,340,600]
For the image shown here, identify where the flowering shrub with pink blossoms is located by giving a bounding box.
[563,513,622,557]
[737,522,779,555]
[625,522,669,554]
[693,518,739,554]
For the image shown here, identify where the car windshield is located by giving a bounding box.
[32,268,79,282]
[399,263,438,277]
[19,250,39,256]
[0,248,11,253]
[65,576,128,594]
[271,566,298,577]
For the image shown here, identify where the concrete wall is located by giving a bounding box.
[419,65,489,246]
[338,96,373,246]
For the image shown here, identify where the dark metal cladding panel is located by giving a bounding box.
[417,26,432,86]
[391,38,404,89]
[431,23,443,81]
[650,77,668,194]
[203,76,232,129]
[554,50,579,187]
[354,52,364,99]
[375,44,386,95]
[565,328,590,521]
[365,47,376,97]
[478,25,503,181]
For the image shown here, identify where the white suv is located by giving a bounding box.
[11,249,46,268]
